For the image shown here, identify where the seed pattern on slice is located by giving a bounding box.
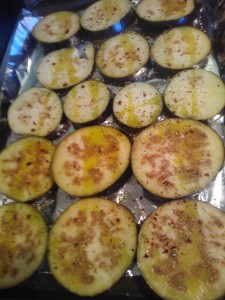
[0,203,47,289]
[0,137,55,202]
[48,197,137,296]
[131,118,224,198]
[52,125,131,196]
[138,199,225,300]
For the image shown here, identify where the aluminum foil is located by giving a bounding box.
[0,0,224,287]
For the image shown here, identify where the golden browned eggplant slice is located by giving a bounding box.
[131,118,224,198]
[52,125,131,197]
[138,199,225,300]
[8,87,63,136]
[0,137,55,202]
[0,203,47,289]
[48,197,137,296]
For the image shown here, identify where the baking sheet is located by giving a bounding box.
[0,0,225,299]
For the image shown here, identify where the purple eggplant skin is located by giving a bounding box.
[80,8,136,40]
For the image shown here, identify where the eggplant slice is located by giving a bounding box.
[48,197,137,296]
[32,11,80,44]
[131,118,224,199]
[113,82,163,128]
[80,0,135,39]
[151,26,211,70]
[8,87,63,137]
[164,68,225,120]
[138,199,225,300]
[52,125,131,197]
[0,202,47,289]
[0,137,55,202]
[36,43,95,90]
[136,0,195,29]
[96,32,150,81]
[63,80,110,125]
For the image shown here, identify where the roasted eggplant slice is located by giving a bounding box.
[36,43,95,90]
[113,82,163,128]
[131,118,224,199]
[0,137,55,202]
[52,125,131,196]
[96,32,150,82]
[48,197,137,296]
[63,80,110,125]
[164,69,225,120]
[80,0,135,39]
[8,87,63,137]
[136,0,195,30]
[0,202,47,289]
[151,26,211,71]
[138,199,225,300]
[32,11,80,44]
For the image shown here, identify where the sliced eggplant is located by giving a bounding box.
[52,125,131,197]
[0,202,47,289]
[80,0,135,39]
[48,197,137,296]
[7,87,63,137]
[113,82,163,129]
[36,43,95,90]
[136,0,195,30]
[138,199,225,300]
[164,69,225,120]
[131,118,224,199]
[63,80,110,125]
[32,11,80,44]
[0,137,55,202]
[96,32,150,82]
[151,26,211,71]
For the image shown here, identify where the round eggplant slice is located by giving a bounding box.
[96,32,150,81]
[113,82,163,128]
[164,69,225,120]
[80,0,135,39]
[0,202,47,289]
[138,199,225,300]
[48,197,137,296]
[32,11,80,44]
[52,125,131,197]
[151,26,211,71]
[63,80,110,125]
[0,137,55,202]
[131,118,224,199]
[8,87,63,137]
[36,43,95,90]
[136,0,195,30]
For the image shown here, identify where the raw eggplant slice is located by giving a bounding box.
[136,0,195,29]
[0,202,47,289]
[32,11,80,43]
[96,32,150,81]
[52,125,131,196]
[8,87,63,136]
[0,137,55,202]
[131,118,224,199]
[48,197,137,296]
[63,80,110,124]
[137,199,225,300]
[36,43,95,90]
[80,0,135,39]
[113,82,163,128]
[151,26,211,70]
[164,69,225,120]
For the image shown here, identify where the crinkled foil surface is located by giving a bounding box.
[0,0,224,296]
